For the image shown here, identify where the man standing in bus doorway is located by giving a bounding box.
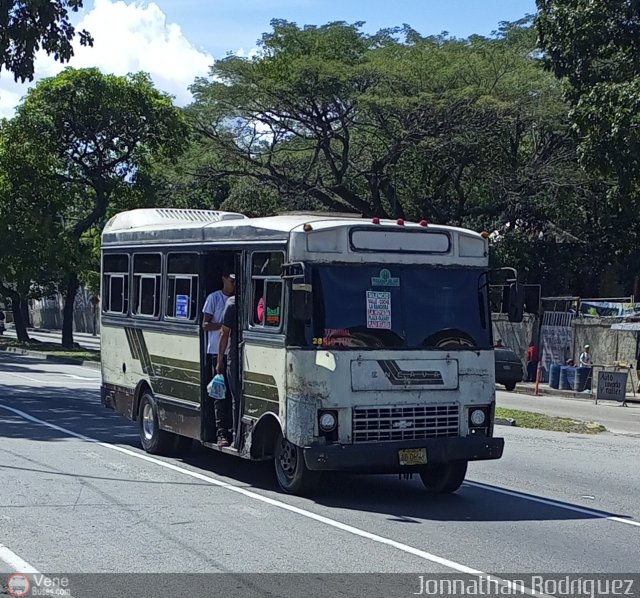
[203,269,236,447]
[217,294,239,448]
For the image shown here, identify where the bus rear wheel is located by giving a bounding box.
[139,391,188,456]
[419,461,468,494]
[274,432,319,495]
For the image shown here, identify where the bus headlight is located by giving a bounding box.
[319,411,337,432]
[470,409,486,427]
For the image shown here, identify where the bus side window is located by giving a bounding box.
[166,253,199,321]
[132,254,161,318]
[103,254,129,315]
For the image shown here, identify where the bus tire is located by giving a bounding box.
[274,432,318,495]
[139,391,178,455]
[419,461,467,494]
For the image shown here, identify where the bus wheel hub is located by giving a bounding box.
[279,439,297,476]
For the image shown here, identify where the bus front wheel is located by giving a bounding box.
[419,461,468,494]
[274,433,318,495]
[139,391,187,456]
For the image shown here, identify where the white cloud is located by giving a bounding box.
[0,0,214,118]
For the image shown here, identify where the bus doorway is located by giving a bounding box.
[200,251,241,444]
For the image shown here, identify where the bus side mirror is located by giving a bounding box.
[507,283,524,323]
[292,283,312,321]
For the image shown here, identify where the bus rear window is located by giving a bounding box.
[102,254,129,315]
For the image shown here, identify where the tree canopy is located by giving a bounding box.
[0,0,93,82]
[1,67,190,345]
[536,0,640,193]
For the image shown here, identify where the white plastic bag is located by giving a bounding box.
[208,374,226,400]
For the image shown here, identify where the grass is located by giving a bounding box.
[0,336,100,362]
[496,407,606,434]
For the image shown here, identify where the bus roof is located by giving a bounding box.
[101,208,486,247]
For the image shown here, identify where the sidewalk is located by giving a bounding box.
[511,380,640,403]
[497,387,640,436]
[1,326,100,351]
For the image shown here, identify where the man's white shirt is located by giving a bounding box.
[579,352,592,366]
[203,290,232,354]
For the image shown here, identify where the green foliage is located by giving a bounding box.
[0,68,190,342]
[536,0,640,190]
[186,18,621,293]
[0,118,67,300]
[7,67,190,247]
[0,1,93,82]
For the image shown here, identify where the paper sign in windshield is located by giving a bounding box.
[366,291,391,329]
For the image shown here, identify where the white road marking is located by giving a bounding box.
[1,371,98,386]
[465,481,640,528]
[0,543,38,573]
[0,544,77,598]
[2,372,41,383]
[0,403,552,597]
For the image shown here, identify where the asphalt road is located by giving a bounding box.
[0,353,639,596]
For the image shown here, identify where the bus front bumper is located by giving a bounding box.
[303,436,504,473]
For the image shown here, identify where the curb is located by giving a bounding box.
[502,383,640,404]
[0,346,100,370]
[495,417,517,427]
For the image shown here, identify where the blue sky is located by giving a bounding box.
[139,0,538,57]
[0,0,537,117]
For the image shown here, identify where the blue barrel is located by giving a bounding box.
[559,366,576,390]
[574,367,591,391]
[549,364,561,389]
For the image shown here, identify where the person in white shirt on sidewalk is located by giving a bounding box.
[579,344,592,367]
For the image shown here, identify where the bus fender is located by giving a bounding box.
[249,413,282,460]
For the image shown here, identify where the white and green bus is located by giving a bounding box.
[100,208,519,495]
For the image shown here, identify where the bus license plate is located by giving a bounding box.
[399,448,427,466]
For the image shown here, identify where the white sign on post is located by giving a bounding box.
[596,370,628,402]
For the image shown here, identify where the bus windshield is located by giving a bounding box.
[300,264,491,350]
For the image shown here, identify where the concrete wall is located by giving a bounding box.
[572,318,639,392]
[30,306,100,334]
[490,314,640,391]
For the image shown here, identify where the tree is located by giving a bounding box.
[6,68,190,346]
[0,0,93,82]
[535,0,640,192]
[0,121,67,340]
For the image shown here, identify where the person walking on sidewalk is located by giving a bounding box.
[526,342,539,382]
[579,344,593,390]
[0,309,5,335]
[579,344,592,367]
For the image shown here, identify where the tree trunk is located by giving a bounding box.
[62,272,79,348]
[20,298,32,329]
[7,290,29,342]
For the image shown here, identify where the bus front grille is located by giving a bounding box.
[352,404,459,442]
